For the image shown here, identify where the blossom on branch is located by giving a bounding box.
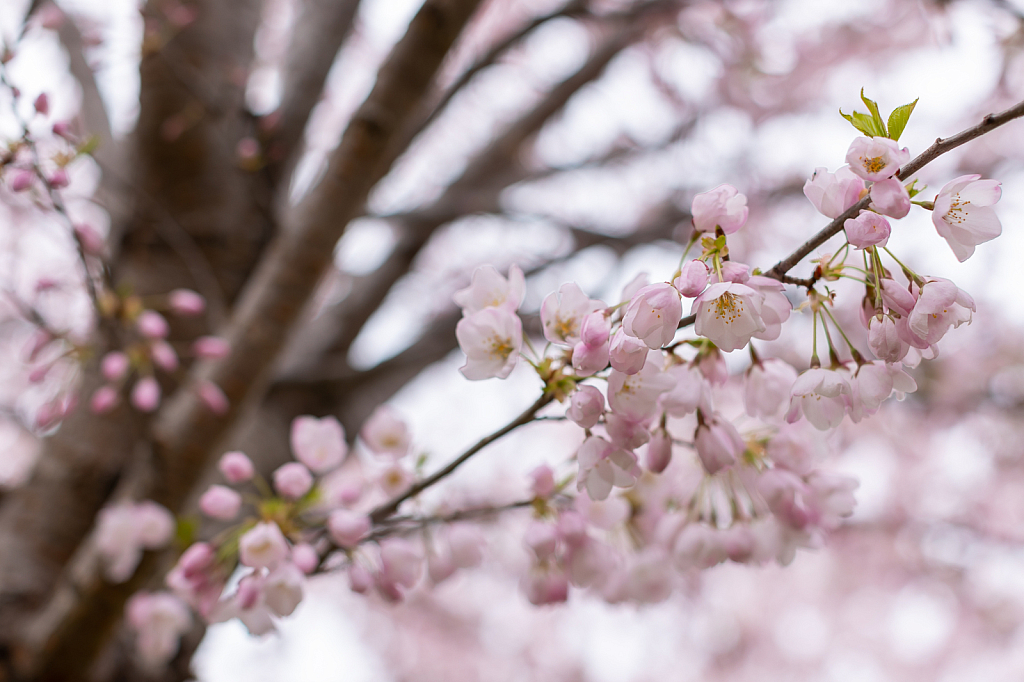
[931,174,1002,261]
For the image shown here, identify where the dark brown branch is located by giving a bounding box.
[370,391,555,522]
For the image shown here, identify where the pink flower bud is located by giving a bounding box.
[566,385,604,429]
[218,451,254,483]
[348,563,372,593]
[291,543,319,574]
[691,184,748,234]
[91,385,120,414]
[192,336,230,359]
[52,121,72,138]
[131,377,161,412]
[195,380,229,415]
[327,509,370,548]
[380,539,423,588]
[239,521,289,569]
[73,223,105,255]
[48,168,69,188]
[803,166,865,218]
[645,430,673,474]
[579,311,610,347]
[33,93,49,116]
[236,137,260,162]
[674,260,709,297]
[11,170,33,192]
[524,521,559,560]
[178,542,215,576]
[137,311,169,339]
[150,341,178,372]
[291,415,346,473]
[623,283,682,349]
[571,339,610,377]
[529,464,556,499]
[523,569,569,605]
[168,289,205,316]
[869,178,911,219]
[694,412,744,474]
[198,485,241,520]
[608,329,647,375]
[844,211,891,249]
[273,462,313,499]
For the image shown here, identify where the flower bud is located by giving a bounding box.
[218,451,254,483]
[273,462,313,499]
[198,485,242,520]
[131,377,161,412]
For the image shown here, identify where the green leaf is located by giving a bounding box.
[840,108,886,138]
[887,98,918,141]
[859,88,888,137]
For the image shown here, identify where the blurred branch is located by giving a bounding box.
[267,0,362,187]
[765,97,1024,280]
[8,1,490,678]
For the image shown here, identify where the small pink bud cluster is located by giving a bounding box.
[95,501,175,583]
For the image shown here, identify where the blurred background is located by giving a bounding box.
[1,0,1024,680]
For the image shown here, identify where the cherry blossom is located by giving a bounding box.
[452,264,525,315]
[608,328,647,374]
[540,282,603,347]
[290,415,346,473]
[126,591,192,668]
[622,283,683,349]
[931,174,1002,261]
[803,165,865,218]
[691,184,748,234]
[238,522,289,570]
[692,282,766,352]
[168,289,206,316]
[273,462,313,499]
[576,435,640,501]
[96,501,175,583]
[455,306,523,380]
[694,411,744,474]
[566,384,604,428]
[218,450,255,483]
[607,356,676,421]
[360,405,411,459]
[904,278,975,346]
[673,259,710,297]
[328,509,370,548]
[845,136,909,181]
[869,177,911,218]
[745,358,799,419]
[199,485,242,520]
[844,211,891,248]
[785,368,852,430]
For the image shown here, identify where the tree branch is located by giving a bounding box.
[369,391,555,523]
[765,98,1024,280]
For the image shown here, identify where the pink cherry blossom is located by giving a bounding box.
[48,169,69,188]
[327,509,370,548]
[673,259,710,297]
[524,521,559,560]
[869,177,910,218]
[90,385,119,414]
[380,538,423,588]
[844,211,891,248]
[291,543,319,574]
[168,289,206,316]
[360,405,411,459]
[607,328,647,375]
[691,184,748,234]
[218,451,254,482]
[192,336,230,359]
[273,462,313,499]
[238,521,289,569]
[199,485,242,520]
[540,282,603,347]
[645,430,673,473]
[529,464,556,498]
[378,462,413,497]
[150,341,179,372]
[196,380,229,415]
[867,315,908,363]
[745,358,799,419]
[11,169,33,192]
[604,413,650,450]
[73,223,105,255]
[101,351,130,381]
[622,283,682,349]
[607,356,676,421]
[137,311,169,339]
[455,306,522,380]
[566,384,604,428]
[659,363,708,417]
[522,568,569,605]
[576,435,640,501]
[694,411,744,474]
[571,336,610,377]
[131,377,161,412]
[803,165,865,218]
[447,525,485,568]
[290,415,346,472]
[931,174,1002,261]
[845,136,909,181]
[96,502,174,583]
[692,282,766,352]
[33,92,49,115]
[747,275,792,341]
[126,591,192,669]
[905,278,975,346]
[785,368,852,430]
[452,264,525,315]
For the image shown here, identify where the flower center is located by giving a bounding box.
[863,156,886,174]
[489,335,514,360]
[713,291,745,324]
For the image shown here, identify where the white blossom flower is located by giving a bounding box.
[931,174,1002,262]
[692,282,766,352]
[452,264,524,314]
[455,306,522,380]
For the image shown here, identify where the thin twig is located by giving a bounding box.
[369,391,555,522]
